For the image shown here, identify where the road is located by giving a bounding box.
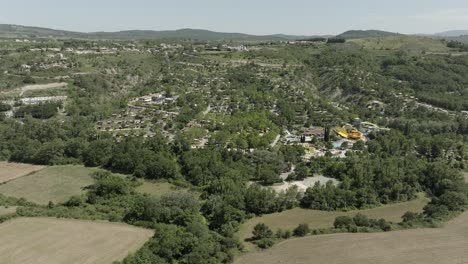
[270,134,281,148]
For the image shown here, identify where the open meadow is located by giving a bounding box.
[0,162,44,184]
[235,211,468,264]
[0,217,153,264]
[0,165,98,204]
[136,180,185,196]
[237,194,429,244]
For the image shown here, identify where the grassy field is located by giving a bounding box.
[135,180,188,197]
[0,217,153,264]
[0,206,16,216]
[237,194,429,243]
[0,162,45,184]
[0,165,99,204]
[464,172,468,183]
[235,211,468,264]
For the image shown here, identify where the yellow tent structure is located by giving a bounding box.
[334,126,363,140]
[336,126,348,138]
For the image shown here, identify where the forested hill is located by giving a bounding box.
[337,30,401,39]
[0,24,292,41]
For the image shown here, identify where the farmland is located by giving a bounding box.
[0,165,98,204]
[0,217,153,264]
[0,162,44,184]
[234,211,468,264]
[237,194,429,244]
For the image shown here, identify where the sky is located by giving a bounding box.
[1,0,468,35]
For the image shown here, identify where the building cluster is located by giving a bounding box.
[132,93,175,106]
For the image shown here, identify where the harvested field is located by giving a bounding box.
[0,206,16,216]
[0,165,97,204]
[0,162,44,184]
[238,194,429,244]
[0,217,153,264]
[235,211,468,264]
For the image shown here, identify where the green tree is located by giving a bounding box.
[293,223,310,237]
[252,223,273,240]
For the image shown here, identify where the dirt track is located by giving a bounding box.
[0,82,68,96]
[235,211,468,264]
[18,82,68,96]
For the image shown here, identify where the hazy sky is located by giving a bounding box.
[1,0,468,35]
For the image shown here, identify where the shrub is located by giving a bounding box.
[293,223,310,237]
[252,223,273,240]
[253,238,276,249]
[64,196,83,207]
[353,213,370,227]
[378,219,392,231]
[275,228,292,239]
[402,211,420,223]
[334,216,355,229]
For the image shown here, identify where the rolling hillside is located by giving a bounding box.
[337,30,401,39]
[0,24,292,41]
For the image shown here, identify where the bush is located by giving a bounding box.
[0,103,11,112]
[293,223,310,237]
[334,216,355,229]
[252,223,273,240]
[64,196,83,207]
[275,228,292,239]
[253,238,276,249]
[353,213,370,227]
[378,219,392,232]
[23,75,36,84]
[402,211,420,223]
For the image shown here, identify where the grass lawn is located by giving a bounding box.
[0,165,100,204]
[0,217,153,264]
[135,180,189,197]
[237,194,429,245]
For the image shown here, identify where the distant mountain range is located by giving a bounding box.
[434,30,468,37]
[0,24,302,41]
[1,24,467,41]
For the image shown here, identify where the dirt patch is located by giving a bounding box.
[235,211,468,264]
[19,82,68,96]
[0,206,16,216]
[464,172,468,183]
[0,217,154,264]
[1,82,68,96]
[0,162,45,184]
